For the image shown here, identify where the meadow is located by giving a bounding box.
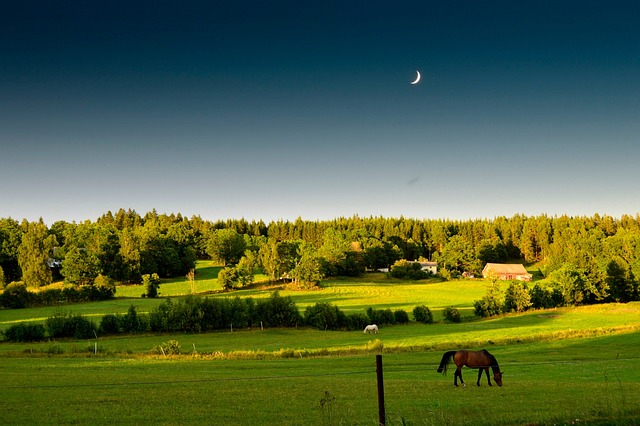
[1,263,640,425]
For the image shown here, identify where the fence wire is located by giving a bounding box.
[4,355,638,390]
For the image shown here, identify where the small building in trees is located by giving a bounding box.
[482,263,532,281]
[377,261,437,275]
[418,261,438,275]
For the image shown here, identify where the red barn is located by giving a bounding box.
[482,263,532,281]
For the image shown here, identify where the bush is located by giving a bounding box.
[474,284,503,318]
[474,296,502,318]
[62,287,81,303]
[45,311,96,339]
[366,307,396,326]
[393,309,410,324]
[153,340,182,355]
[530,283,564,309]
[3,323,46,342]
[1,282,31,309]
[93,274,116,299]
[68,315,97,339]
[149,298,175,332]
[347,312,370,331]
[413,305,433,324]
[217,267,241,290]
[255,291,301,328]
[121,305,148,333]
[389,260,429,280]
[503,282,533,313]
[143,273,161,298]
[442,306,461,323]
[304,302,347,330]
[99,314,122,335]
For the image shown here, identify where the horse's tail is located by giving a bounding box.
[437,351,457,374]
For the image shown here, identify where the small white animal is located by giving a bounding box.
[363,324,378,334]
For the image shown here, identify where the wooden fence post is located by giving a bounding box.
[376,354,386,426]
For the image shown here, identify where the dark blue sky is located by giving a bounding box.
[2,1,639,224]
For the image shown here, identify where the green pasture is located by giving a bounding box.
[1,332,639,425]
[1,303,639,358]
[2,265,640,425]
[0,272,486,330]
[113,260,270,298]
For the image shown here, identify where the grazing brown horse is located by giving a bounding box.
[437,349,503,387]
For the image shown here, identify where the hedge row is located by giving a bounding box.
[2,292,433,342]
[0,282,114,309]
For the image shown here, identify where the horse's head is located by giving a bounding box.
[493,371,503,386]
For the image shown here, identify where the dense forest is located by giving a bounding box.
[1,209,639,306]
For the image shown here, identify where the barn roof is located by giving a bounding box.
[483,263,529,275]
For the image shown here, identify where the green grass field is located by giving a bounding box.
[2,264,640,425]
[1,333,639,425]
[0,270,485,329]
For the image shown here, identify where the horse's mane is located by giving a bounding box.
[482,349,499,369]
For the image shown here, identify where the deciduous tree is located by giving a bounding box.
[17,219,54,287]
[206,228,246,265]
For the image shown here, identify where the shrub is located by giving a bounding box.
[474,296,502,317]
[442,306,461,323]
[366,307,396,326]
[149,298,174,332]
[227,296,251,329]
[217,267,239,290]
[389,260,428,280]
[170,296,204,333]
[393,309,410,324]
[474,284,503,318]
[93,274,116,299]
[304,302,347,330]
[68,315,97,339]
[530,283,564,309]
[143,273,161,298]
[160,340,182,355]
[412,305,433,324]
[503,282,533,313]
[347,312,370,331]
[1,282,31,309]
[62,286,81,303]
[99,314,122,335]
[3,323,46,342]
[121,305,148,333]
[255,291,301,328]
[45,311,96,339]
[45,312,70,338]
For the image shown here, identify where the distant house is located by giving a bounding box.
[377,261,438,275]
[47,247,63,268]
[482,263,532,281]
[418,261,438,275]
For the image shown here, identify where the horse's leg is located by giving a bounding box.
[476,369,483,386]
[455,366,465,387]
[485,368,492,386]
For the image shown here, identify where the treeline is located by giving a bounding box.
[2,292,417,342]
[1,210,640,304]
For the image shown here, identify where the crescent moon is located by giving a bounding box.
[410,70,421,85]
